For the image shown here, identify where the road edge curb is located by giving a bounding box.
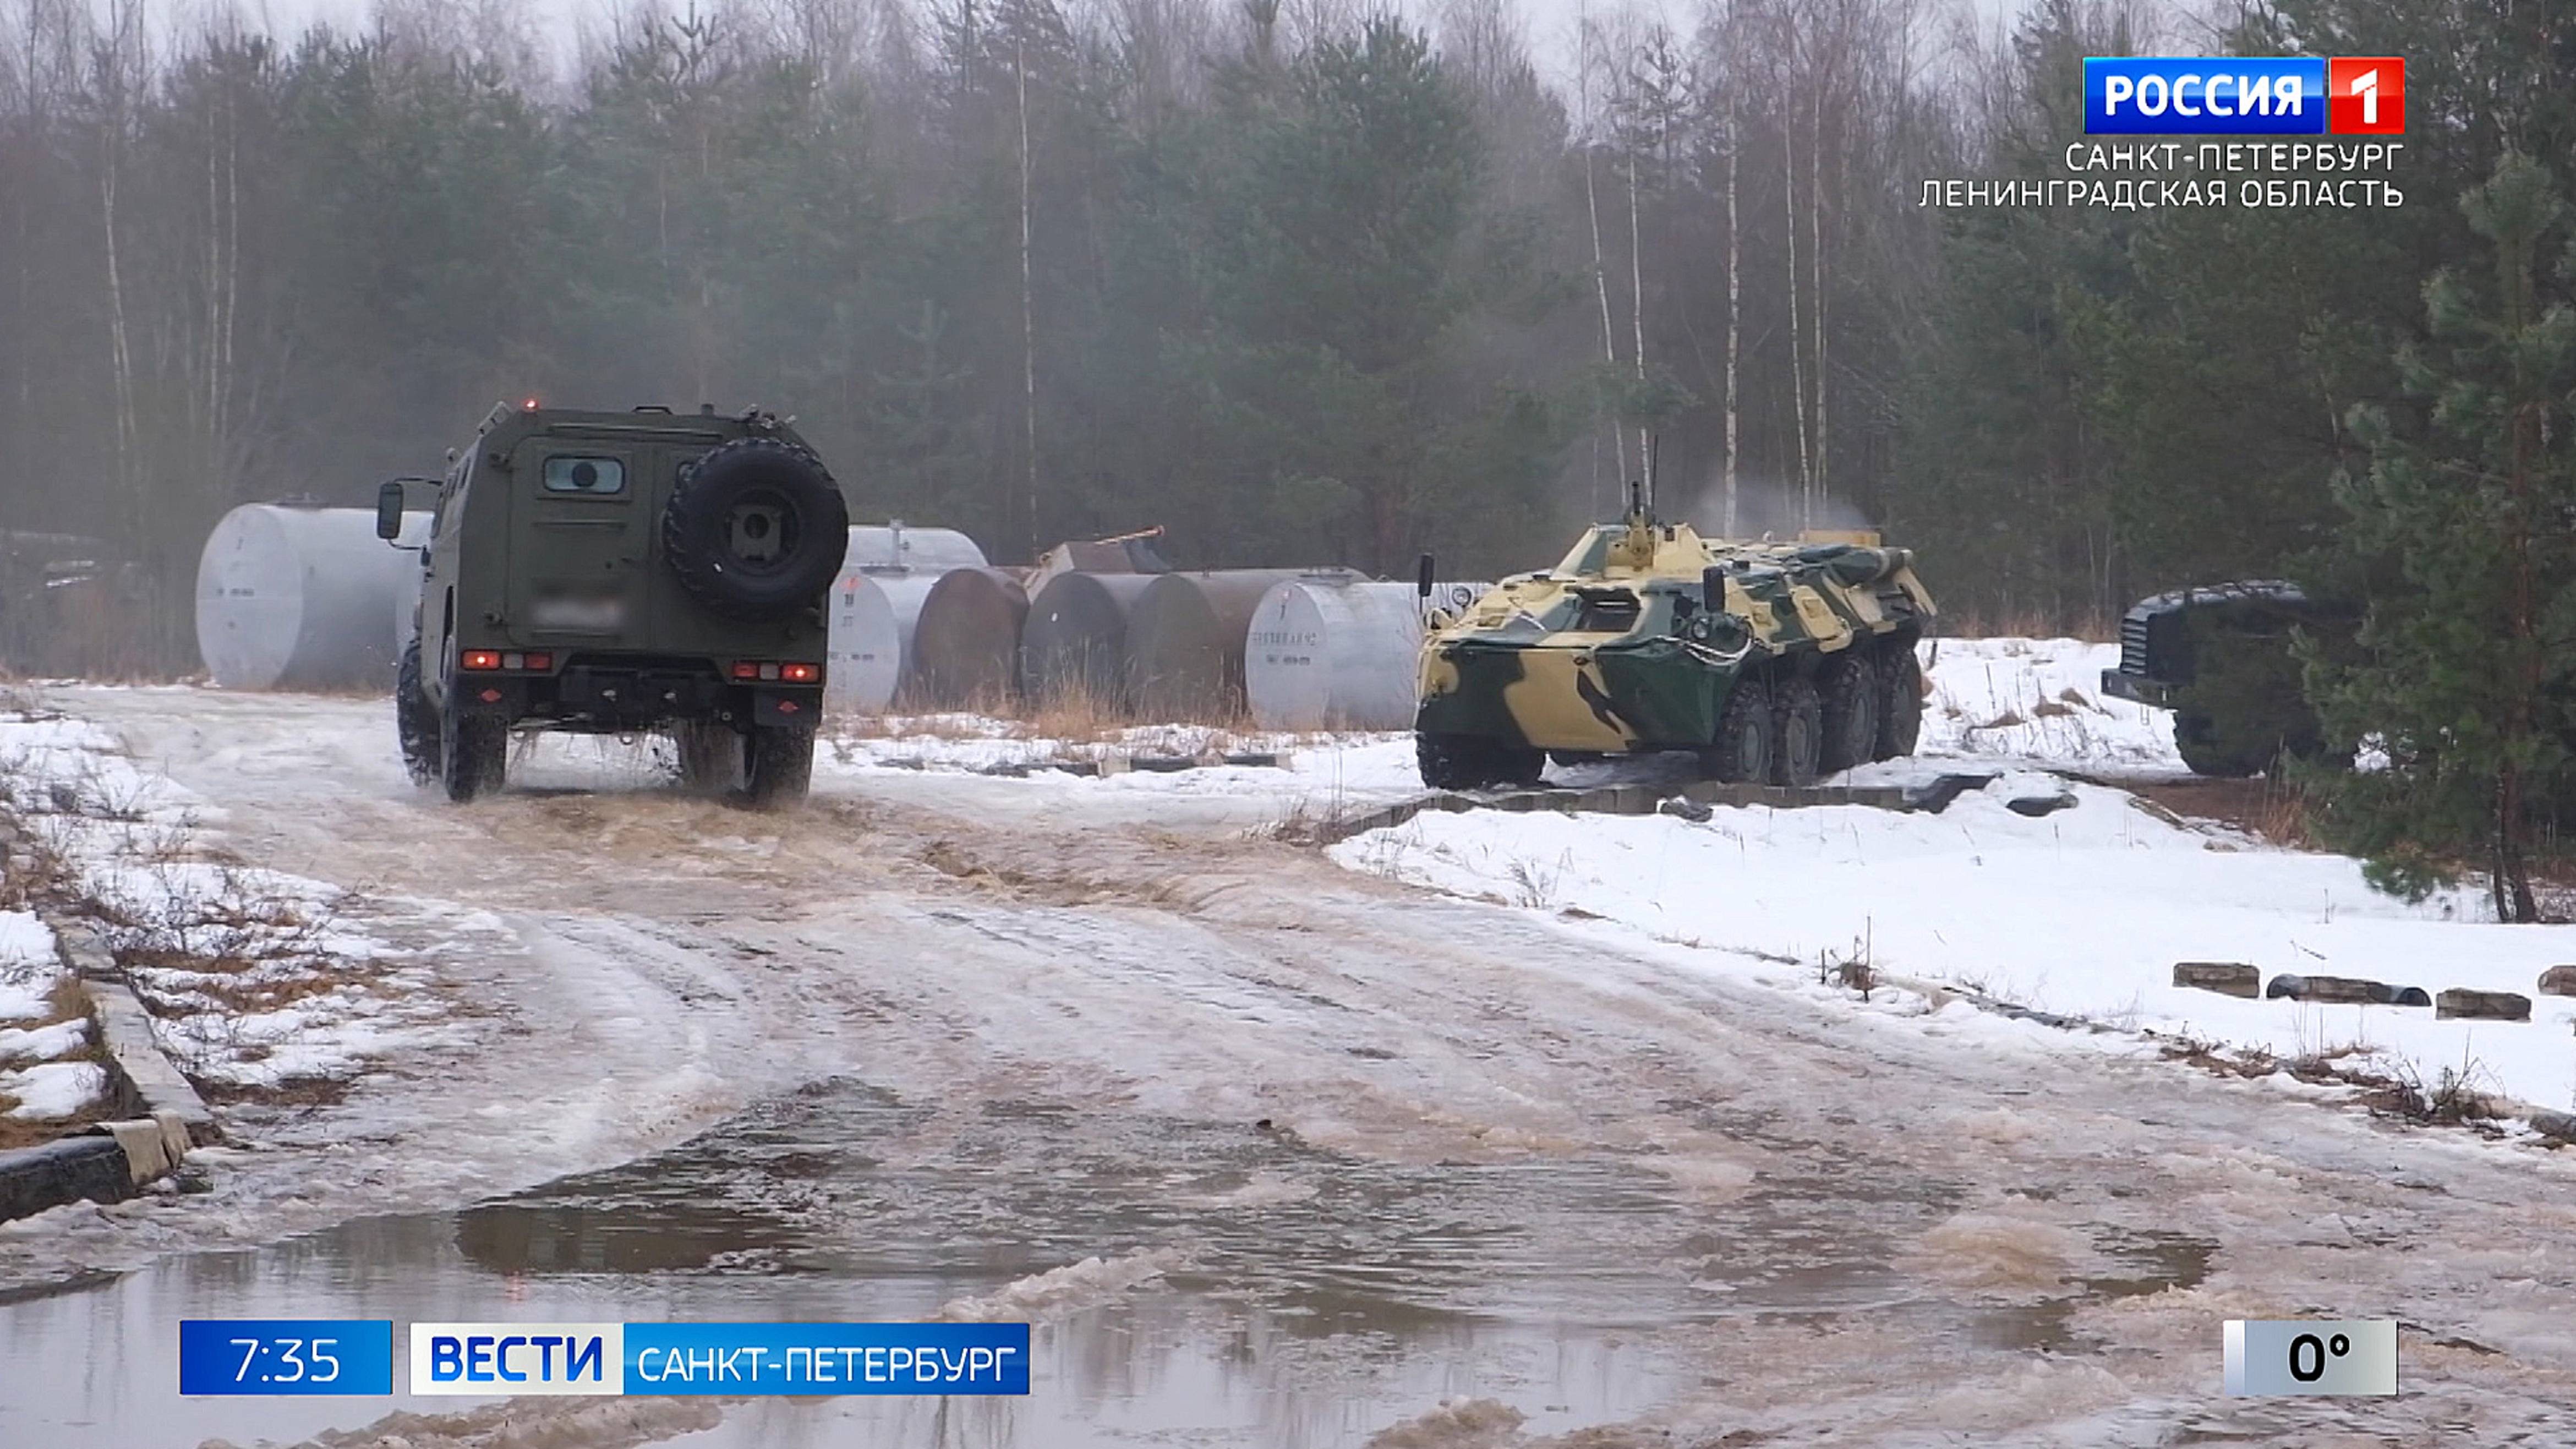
[0,816,220,1224]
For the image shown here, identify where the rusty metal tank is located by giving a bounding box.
[909,567,1031,710]
[1128,570,1310,722]
[1020,571,1157,710]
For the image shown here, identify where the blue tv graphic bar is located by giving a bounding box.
[179,1320,396,1396]
[406,1321,1032,1396]
[627,1322,1031,1396]
[2085,57,2325,134]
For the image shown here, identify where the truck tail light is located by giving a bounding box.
[523,652,552,671]
[461,650,502,671]
[731,660,819,683]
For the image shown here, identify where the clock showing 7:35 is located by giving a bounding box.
[179,1320,395,1396]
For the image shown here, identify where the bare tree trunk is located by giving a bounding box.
[1016,35,1040,561]
[1782,56,1812,529]
[1722,75,1740,537]
[1811,81,1828,517]
[97,9,136,531]
[1584,152,1626,500]
[1579,17,1626,509]
[2499,393,2540,922]
[1627,150,1648,506]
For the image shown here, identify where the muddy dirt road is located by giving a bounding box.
[4,686,2573,1447]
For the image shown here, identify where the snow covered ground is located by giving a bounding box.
[818,714,1428,812]
[14,639,2565,1134]
[798,639,2576,1127]
[0,704,453,1097]
[11,654,2576,1446]
[1330,637,2576,1123]
[1915,636,2185,771]
[0,905,101,1123]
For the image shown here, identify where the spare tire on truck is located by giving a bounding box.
[661,438,849,621]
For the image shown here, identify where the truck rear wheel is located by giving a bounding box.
[745,726,815,809]
[396,638,440,788]
[674,721,746,795]
[1876,646,1924,760]
[1771,676,1825,786]
[1820,644,1880,774]
[440,708,506,803]
[1701,675,1774,783]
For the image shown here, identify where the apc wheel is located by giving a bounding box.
[1772,676,1825,786]
[745,726,816,810]
[1418,732,1512,790]
[1701,674,1774,783]
[1876,645,1924,760]
[1820,644,1880,774]
[674,721,746,795]
[396,638,441,788]
[440,707,506,803]
[662,437,849,621]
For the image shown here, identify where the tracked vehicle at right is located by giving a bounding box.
[1412,502,1937,790]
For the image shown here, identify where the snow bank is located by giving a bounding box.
[0,911,57,1021]
[1917,636,2183,772]
[0,1017,87,1063]
[3,1060,106,1119]
[0,706,440,1095]
[818,716,1426,806]
[1333,780,2576,1115]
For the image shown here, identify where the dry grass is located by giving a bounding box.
[1935,606,2116,644]
[0,977,116,1149]
[2156,1030,2513,1138]
[2126,774,2315,849]
[1818,929,1877,1000]
[195,1074,352,1110]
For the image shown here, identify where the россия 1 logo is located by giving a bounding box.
[2085,57,2404,135]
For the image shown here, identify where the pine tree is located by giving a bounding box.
[2310,152,2576,921]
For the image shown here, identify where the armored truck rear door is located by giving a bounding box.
[501,431,654,648]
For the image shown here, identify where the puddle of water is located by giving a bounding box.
[0,1078,1726,1448]
[2,1075,2142,1447]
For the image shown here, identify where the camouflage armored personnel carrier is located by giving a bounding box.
[379,402,847,807]
[1413,498,1935,790]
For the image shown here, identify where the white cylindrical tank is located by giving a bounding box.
[390,513,433,655]
[844,523,987,574]
[825,567,944,713]
[1245,576,1490,731]
[196,504,431,691]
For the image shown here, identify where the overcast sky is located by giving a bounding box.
[234,0,1954,92]
[237,0,2049,99]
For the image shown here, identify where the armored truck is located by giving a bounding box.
[381,402,848,807]
[2100,581,2347,777]
[1413,501,1935,790]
